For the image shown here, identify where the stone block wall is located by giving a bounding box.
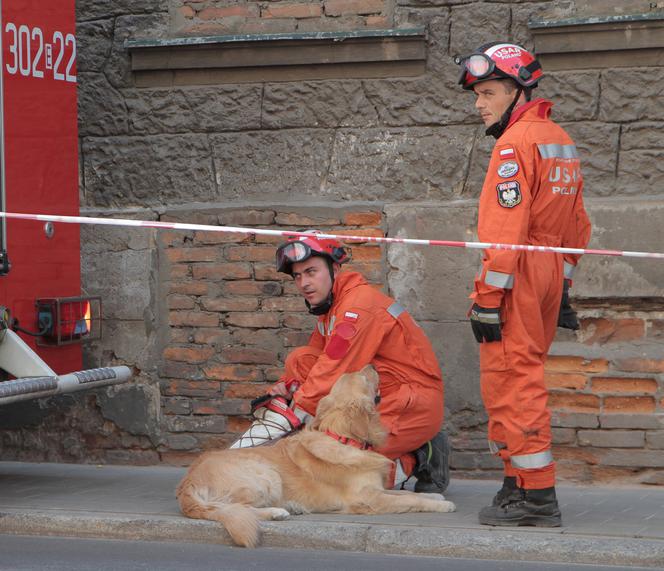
[174,0,393,34]
[2,0,663,486]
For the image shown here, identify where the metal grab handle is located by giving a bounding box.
[0,366,132,406]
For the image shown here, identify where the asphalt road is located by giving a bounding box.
[0,534,658,571]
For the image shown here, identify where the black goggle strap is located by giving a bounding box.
[485,86,524,139]
[517,59,542,83]
[508,86,524,113]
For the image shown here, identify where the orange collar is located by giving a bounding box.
[331,271,367,304]
[325,429,373,450]
[507,98,553,129]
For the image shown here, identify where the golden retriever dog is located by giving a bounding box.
[176,365,455,547]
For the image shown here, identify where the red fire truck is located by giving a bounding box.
[0,0,129,404]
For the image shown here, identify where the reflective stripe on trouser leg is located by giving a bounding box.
[386,458,410,489]
[393,459,409,488]
[510,449,554,470]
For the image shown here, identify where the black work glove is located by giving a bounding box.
[470,304,502,343]
[557,279,579,330]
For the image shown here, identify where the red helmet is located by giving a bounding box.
[276,232,350,275]
[456,42,543,91]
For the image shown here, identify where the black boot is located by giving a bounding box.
[491,476,523,506]
[478,486,562,527]
[413,429,451,494]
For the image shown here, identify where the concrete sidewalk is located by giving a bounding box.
[0,462,663,568]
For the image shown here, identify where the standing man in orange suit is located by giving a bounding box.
[455,42,591,526]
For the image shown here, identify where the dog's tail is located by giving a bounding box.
[176,481,260,548]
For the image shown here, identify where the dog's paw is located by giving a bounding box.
[283,501,308,515]
[438,500,456,513]
[268,507,291,520]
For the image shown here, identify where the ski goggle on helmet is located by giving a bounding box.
[275,233,350,275]
[454,43,543,90]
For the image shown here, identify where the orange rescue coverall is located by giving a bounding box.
[283,271,444,476]
[473,98,591,490]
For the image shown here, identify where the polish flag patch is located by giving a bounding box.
[344,311,359,321]
[499,148,515,159]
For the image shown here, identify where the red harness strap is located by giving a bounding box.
[325,429,373,450]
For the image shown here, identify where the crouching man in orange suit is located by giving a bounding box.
[232,232,450,493]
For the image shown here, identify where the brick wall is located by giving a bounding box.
[444,292,664,485]
[174,0,393,35]
[157,207,384,465]
[545,305,664,485]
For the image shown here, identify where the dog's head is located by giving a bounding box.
[311,365,386,447]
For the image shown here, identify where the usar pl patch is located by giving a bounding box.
[496,180,522,208]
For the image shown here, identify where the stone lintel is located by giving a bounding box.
[529,14,664,70]
[126,28,426,86]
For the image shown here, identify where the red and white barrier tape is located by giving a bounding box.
[1,211,663,260]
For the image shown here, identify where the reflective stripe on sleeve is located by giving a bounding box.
[537,143,579,159]
[563,261,576,280]
[387,302,405,319]
[510,449,554,469]
[485,270,514,289]
[326,316,336,336]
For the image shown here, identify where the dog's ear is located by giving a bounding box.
[329,372,351,396]
[347,398,371,441]
[360,365,379,385]
[347,396,386,446]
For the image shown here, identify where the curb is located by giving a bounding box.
[1,509,664,568]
